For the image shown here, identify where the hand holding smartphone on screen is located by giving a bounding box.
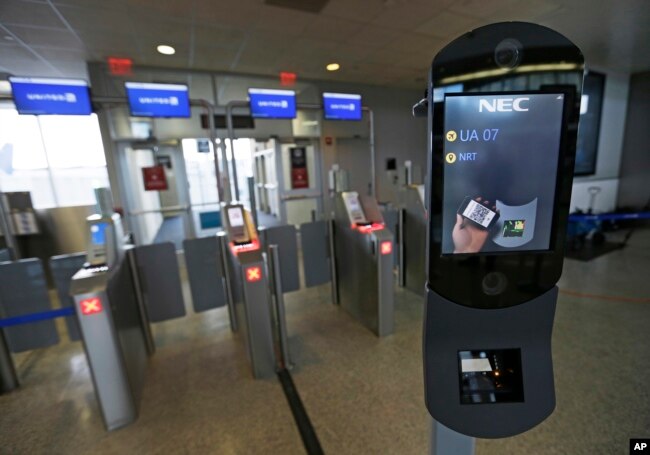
[453,197,500,253]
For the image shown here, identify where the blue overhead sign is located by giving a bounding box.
[125,82,191,118]
[9,77,92,115]
[248,88,296,119]
[323,92,362,121]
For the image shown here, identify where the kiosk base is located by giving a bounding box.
[423,286,557,438]
[429,419,475,455]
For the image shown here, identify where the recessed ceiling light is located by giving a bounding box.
[157,45,175,55]
[326,63,340,71]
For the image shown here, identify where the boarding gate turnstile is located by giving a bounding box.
[220,204,278,378]
[69,201,284,433]
[399,184,427,295]
[331,191,394,337]
[69,195,152,431]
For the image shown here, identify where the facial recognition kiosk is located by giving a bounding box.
[70,188,150,431]
[421,22,584,440]
[331,189,395,337]
[399,183,427,295]
[222,203,276,379]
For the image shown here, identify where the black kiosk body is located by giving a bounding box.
[422,22,584,440]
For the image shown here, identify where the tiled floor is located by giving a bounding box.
[1,229,649,454]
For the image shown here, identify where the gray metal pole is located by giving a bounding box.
[0,192,20,260]
[398,208,405,287]
[192,100,223,203]
[429,419,475,455]
[269,245,292,370]
[328,218,339,305]
[184,205,197,240]
[247,176,258,230]
[0,330,19,394]
[365,108,377,199]
[218,234,238,332]
[225,102,242,201]
[219,141,232,203]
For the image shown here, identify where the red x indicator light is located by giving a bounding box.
[80,297,103,315]
[380,241,393,255]
[246,266,262,282]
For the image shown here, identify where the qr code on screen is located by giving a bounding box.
[468,203,490,224]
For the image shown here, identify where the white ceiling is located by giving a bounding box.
[0,0,648,88]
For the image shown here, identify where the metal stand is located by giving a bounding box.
[327,218,339,305]
[398,208,405,287]
[70,265,144,431]
[235,250,276,379]
[330,194,395,337]
[218,234,238,332]
[429,419,475,455]
[126,248,156,356]
[268,245,292,370]
[400,186,427,295]
[248,176,259,230]
[0,330,19,394]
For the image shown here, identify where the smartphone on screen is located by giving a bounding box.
[227,206,251,244]
[457,196,500,229]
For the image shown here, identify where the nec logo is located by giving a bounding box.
[631,439,650,453]
[479,97,530,112]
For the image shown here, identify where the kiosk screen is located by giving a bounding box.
[342,192,367,225]
[441,93,565,255]
[91,222,108,246]
[227,207,250,244]
[227,207,245,227]
[88,222,108,265]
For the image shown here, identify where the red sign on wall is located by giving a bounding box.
[107,57,132,76]
[142,165,168,191]
[291,168,309,189]
[290,147,309,189]
[280,71,297,86]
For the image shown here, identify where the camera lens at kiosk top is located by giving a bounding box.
[482,272,507,295]
[494,39,522,69]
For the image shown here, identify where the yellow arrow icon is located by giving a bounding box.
[446,130,457,142]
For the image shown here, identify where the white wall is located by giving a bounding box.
[570,69,630,212]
